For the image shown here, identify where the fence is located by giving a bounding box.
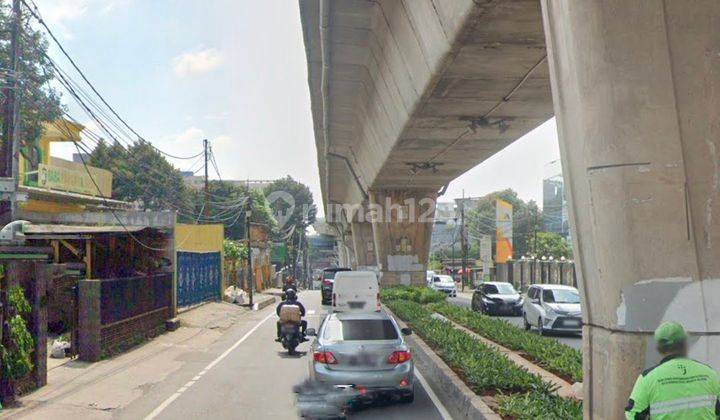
[79,273,173,361]
[495,260,576,291]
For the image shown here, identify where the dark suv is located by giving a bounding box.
[319,267,351,305]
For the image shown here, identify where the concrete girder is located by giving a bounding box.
[300,0,553,205]
[542,0,720,417]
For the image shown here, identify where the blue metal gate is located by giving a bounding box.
[177,251,221,307]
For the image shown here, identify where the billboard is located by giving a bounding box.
[495,198,513,263]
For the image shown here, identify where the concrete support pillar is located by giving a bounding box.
[369,189,437,287]
[350,221,377,270]
[541,1,720,417]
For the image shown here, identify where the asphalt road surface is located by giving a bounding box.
[135,291,449,420]
[447,295,582,351]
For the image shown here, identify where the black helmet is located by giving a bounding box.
[285,288,297,301]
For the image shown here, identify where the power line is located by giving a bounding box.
[22,0,203,160]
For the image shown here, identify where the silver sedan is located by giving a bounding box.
[307,311,415,404]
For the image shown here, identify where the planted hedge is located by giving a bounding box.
[380,286,447,304]
[429,302,583,383]
[386,300,582,419]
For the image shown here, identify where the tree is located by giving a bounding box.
[0,5,64,171]
[263,176,317,279]
[465,189,543,260]
[527,232,573,259]
[89,139,194,213]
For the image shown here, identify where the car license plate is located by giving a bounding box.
[348,301,365,309]
[564,319,580,327]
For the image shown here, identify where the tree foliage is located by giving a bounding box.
[89,139,193,212]
[527,232,573,259]
[465,189,542,259]
[263,176,317,275]
[0,5,64,168]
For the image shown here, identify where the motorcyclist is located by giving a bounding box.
[275,288,308,342]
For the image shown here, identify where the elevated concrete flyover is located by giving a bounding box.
[302,0,720,417]
[300,0,553,284]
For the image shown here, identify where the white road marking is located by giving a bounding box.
[415,368,453,420]
[144,311,275,420]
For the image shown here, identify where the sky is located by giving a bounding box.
[35,0,560,215]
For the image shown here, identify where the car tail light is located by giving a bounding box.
[313,351,337,364]
[332,293,336,307]
[376,293,381,311]
[399,379,409,387]
[322,279,332,286]
[387,350,412,364]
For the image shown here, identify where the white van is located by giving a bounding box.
[331,271,380,313]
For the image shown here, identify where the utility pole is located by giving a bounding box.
[203,139,210,219]
[1,0,21,223]
[460,201,467,292]
[245,194,254,307]
[533,207,539,256]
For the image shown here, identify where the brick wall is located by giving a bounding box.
[100,307,170,358]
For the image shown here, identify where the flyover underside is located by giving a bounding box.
[302,0,554,208]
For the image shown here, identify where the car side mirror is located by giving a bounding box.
[306,328,317,337]
[400,327,412,336]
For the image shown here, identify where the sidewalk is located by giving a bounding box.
[2,301,268,419]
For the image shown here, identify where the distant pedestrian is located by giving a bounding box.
[625,321,720,419]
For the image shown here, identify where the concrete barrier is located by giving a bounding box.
[386,307,501,420]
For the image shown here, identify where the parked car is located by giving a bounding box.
[425,270,436,285]
[331,271,380,313]
[320,267,351,305]
[430,274,457,297]
[307,311,415,404]
[471,282,523,316]
[522,284,582,335]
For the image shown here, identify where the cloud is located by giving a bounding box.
[172,48,224,78]
[34,0,132,37]
[165,126,205,144]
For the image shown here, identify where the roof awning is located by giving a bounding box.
[23,224,148,237]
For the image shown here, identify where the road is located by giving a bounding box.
[124,291,448,420]
[448,295,582,351]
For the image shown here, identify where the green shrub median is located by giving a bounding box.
[429,302,583,383]
[380,286,447,304]
[386,299,582,419]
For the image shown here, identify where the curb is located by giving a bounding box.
[254,295,276,310]
[385,306,501,420]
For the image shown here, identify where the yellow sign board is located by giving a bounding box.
[495,198,513,263]
[37,162,112,197]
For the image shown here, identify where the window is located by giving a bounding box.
[482,284,499,294]
[548,289,580,304]
[485,283,516,295]
[528,287,537,299]
[323,319,399,341]
[542,289,555,303]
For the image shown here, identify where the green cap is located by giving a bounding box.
[654,322,686,347]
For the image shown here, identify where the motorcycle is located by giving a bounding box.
[280,322,302,355]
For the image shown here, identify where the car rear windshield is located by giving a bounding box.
[323,319,399,341]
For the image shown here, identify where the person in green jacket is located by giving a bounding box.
[625,321,720,419]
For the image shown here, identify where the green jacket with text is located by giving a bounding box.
[625,355,720,419]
